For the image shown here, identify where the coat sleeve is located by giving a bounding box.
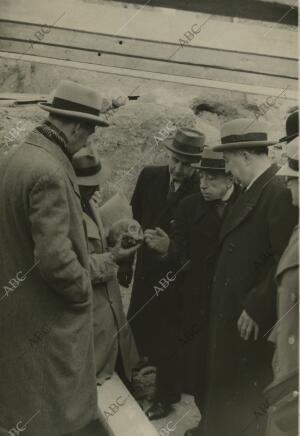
[244,187,297,331]
[29,173,92,304]
[131,168,146,223]
[120,168,147,276]
[89,252,117,284]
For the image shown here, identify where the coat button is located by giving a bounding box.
[224,279,230,287]
[291,292,297,303]
[288,335,295,345]
[228,243,235,253]
[292,391,298,398]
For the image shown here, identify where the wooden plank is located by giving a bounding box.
[1,51,297,100]
[0,0,297,58]
[0,21,297,80]
[0,92,47,102]
[0,39,296,92]
[97,373,159,436]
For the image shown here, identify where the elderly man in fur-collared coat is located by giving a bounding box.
[0,80,109,436]
[204,119,298,436]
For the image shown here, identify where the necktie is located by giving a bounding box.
[214,200,228,218]
[167,180,176,202]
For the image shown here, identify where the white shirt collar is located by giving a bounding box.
[170,176,181,192]
[245,164,271,191]
[222,184,234,202]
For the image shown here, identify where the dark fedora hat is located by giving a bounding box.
[73,148,103,186]
[164,128,205,163]
[277,137,299,178]
[39,80,109,127]
[213,118,276,152]
[192,147,226,171]
[279,109,299,143]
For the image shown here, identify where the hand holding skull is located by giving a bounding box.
[108,218,144,263]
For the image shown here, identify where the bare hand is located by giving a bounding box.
[144,227,170,255]
[237,310,259,341]
[91,190,103,208]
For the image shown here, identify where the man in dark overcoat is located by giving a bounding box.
[127,128,205,419]
[0,80,109,436]
[266,137,299,436]
[204,118,298,436]
[145,148,241,436]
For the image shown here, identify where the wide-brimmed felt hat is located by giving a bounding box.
[279,109,299,143]
[277,137,299,178]
[213,118,276,152]
[39,80,109,127]
[164,128,205,163]
[192,147,226,171]
[73,148,103,186]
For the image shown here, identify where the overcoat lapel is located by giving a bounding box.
[90,201,107,250]
[24,130,81,198]
[83,211,100,240]
[150,166,170,225]
[155,168,199,227]
[220,165,279,243]
[193,199,222,260]
[192,195,207,223]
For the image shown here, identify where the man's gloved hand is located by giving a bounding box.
[117,263,133,288]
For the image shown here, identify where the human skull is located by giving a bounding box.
[108,218,144,248]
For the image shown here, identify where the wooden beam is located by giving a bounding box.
[1,51,297,100]
[0,21,296,79]
[1,39,297,91]
[0,0,297,58]
[97,373,159,436]
[0,19,297,92]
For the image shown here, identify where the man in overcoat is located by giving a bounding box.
[204,118,298,436]
[266,137,299,436]
[0,80,109,436]
[73,148,139,387]
[144,148,241,436]
[127,128,205,419]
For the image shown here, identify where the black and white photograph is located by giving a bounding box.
[0,0,298,435]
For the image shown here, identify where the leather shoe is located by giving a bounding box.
[184,424,204,436]
[146,402,172,420]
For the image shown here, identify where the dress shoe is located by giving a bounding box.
[146,402,172,420]
[184,424,204,436]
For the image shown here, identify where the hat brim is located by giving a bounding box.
[39,103,109,127]
[277,163,299,178]
[279,133,298,143]
[212,140,276,152]
[192,163,226,171]
[164,138,202,162]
